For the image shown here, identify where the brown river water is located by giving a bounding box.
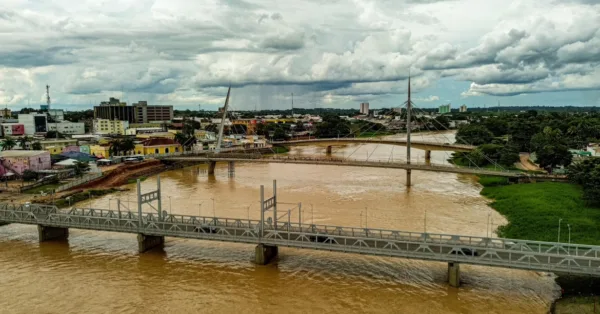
[0,132,559,313]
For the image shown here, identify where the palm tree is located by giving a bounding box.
[121,137,136,155]
[2,137,16,151]
[109,139,122,156]
[18,136,31,150]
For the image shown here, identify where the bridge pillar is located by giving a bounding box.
[208,161,216,175]
[255,244,278,265]
[326,145,332,154]
[228,161,235,177]
[137,234,164,253]
[425,150,431,161]
[448,262,461,287]
[0,221,10,227]
[406,169,412,187]
[37,225,69,242]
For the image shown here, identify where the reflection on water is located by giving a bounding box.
[0,132,559,313]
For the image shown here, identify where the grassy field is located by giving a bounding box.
[23,183,62,195]
[480,180,600,245]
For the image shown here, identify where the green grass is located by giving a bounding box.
[478,175,509,187]
[127,176,147,184]
[481,181,600,245]
[271,146,289,154]
[23,183,62,195]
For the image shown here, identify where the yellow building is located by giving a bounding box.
[90,145,112,158]
[93,119,129,135]
[133,138,182,155]
[136,132,176,140]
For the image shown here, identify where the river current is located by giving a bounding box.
[0,132,559,313]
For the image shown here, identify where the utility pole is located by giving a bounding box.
[406,75,412,187]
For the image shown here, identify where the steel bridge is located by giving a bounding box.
[0,178,596,287]
[161,155,567,181]
[271,138,476,152]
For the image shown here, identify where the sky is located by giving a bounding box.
[0,0,599,111]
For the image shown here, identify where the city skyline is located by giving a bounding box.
[0,0,599,110]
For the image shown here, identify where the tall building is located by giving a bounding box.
[0,108,11,118]
[438,104,451,114]
[94,98,135,123]
[18,113,48,135]
[93,98,173,124]
[460,105,467,113]
[360,102,370,115]
[133,101,173,123]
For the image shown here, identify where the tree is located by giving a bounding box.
[31,142,42,150]
[175,132,196,150]
[121,137,136,155]
[18,136,31,150]
[499,147,520,166]
[22,170,37,181]
[2,137,16,150]
[484,117,509,137]
[568,159,600,205]
[530,127,573,172]
[314,115,352,138]
[432,116,450,129]
[109,139,122,156]
[205,124,219,133]
[46,130,65,139]
[69,161,91,177]
[455,125,493,146]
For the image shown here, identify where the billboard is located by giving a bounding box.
[11,124,24,135]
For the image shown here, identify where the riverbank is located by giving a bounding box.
[478,177,600,312]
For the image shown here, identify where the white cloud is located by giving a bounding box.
[0,0,598,109]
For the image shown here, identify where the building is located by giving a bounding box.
[0,150,52,175]
[136,132,176,140]
[18,113,48,135]
[232,119,258,135]
[0,124,25,136]
[360,102,370,115]
[90,144,112,158]
[47,109,65,122]
[438,104,451,114]
[0,108,11,118]
[37,139,78,151]
[93,98,173,124]
[393,107,403,114]
[47,121,85,135]
[94,98,136,123]
[460,105,467,113]
[125,127,165,135]
[133,101,173,124]
[133,138,182,155]
[93,119,129,135]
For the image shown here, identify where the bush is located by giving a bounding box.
[22,170,37,182]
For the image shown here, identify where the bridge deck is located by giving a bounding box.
[272,138,476,152]
[164,156,567,180]
[0,203,598,276]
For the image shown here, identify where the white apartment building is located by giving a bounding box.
[47,121,85,135]
[18,113,48,135]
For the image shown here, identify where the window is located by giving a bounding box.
[165,148,169,153]
[155,148,159,154]
[175,147,179,152]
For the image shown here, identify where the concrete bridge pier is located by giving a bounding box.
[326,145,332,154]
[37,225,69,242]
[228,161,235,177]
[137,234,164,253]
[406,169,412,187]
[208,161,217,175]
[448,262,461,287]
[425,150,431,161]
[255,244,278,265]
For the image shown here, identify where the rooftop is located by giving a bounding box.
[0,150,49,157]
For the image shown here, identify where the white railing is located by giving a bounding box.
[54,172,103,192]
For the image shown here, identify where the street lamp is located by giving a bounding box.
[198,202,203,217]
[211,198,216,217]
[424,209,427,234]
[247,204,251,220]
[168,196,172,216]
[567,224,571,245]
[558,218,563,243]
[108,198,112,211]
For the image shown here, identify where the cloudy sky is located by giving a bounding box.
[1,0,599,111]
